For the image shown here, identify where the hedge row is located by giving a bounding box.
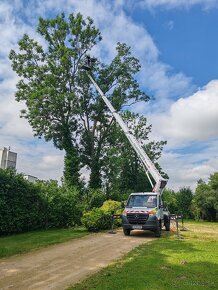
[0,169,82,235]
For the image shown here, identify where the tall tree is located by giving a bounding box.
[9,13,149,188]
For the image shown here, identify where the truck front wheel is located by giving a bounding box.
[123,228,131,236]
[164,216,170,231]
[154,221,161,237]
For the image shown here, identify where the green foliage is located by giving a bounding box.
[84,188,106,211]
[80,44,151,189]
[163,187,193,217]
[82,200,122,232]
[101,200,122,215]
[81,208,111,232]
[162,188,178,213]
[101,200,122,227]
[176,187,193,218]
[0,169,82,235]
[105,190,122,201]
[193,174,218,221]
[161,178,218,221]
[63,147,82,188]
[209,172,218,190]
[37,181,82,228]
[0,169,45,234]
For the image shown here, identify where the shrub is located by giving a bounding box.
[101,200,121,214]
[82,208,111,232]
[82,200,122,232]
[101,200,122,227]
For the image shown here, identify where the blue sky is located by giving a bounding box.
[0,0,218,190]
[131,6,218,87]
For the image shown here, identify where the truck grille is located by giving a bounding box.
[127,213,149,224]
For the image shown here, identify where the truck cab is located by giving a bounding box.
[122,192,170,237]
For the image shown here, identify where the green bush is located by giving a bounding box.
[82,208,111,232]
[101,200,121,214]
[82,200,122,232]
[84,188,106,211]
[101,200,122,227]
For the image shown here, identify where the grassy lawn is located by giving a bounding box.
[0,227,88,258]
[71,221,218,290]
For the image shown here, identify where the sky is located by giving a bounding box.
[0,0,218,191]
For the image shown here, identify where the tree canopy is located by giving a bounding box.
[193,173,218,221]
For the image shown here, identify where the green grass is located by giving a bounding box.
[71,221,218,290]
[0,227,88,258]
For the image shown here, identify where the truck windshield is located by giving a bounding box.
[127,195,157,208]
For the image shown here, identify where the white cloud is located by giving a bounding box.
[15,141,64,181]
[140,0,218,10]
[147,80,218,190]
[160,146,218,191]
[38,155,64,171]
[151,80,218,142]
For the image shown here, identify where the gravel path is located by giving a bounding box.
[0,229,154,290]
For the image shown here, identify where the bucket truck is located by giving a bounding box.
[82,57,170,237]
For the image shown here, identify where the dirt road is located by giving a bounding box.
[0,230,154,290]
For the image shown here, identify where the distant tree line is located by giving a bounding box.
[163,172,218,221]
[1,169,217,235]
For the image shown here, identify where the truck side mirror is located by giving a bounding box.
[121,201,125,209]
